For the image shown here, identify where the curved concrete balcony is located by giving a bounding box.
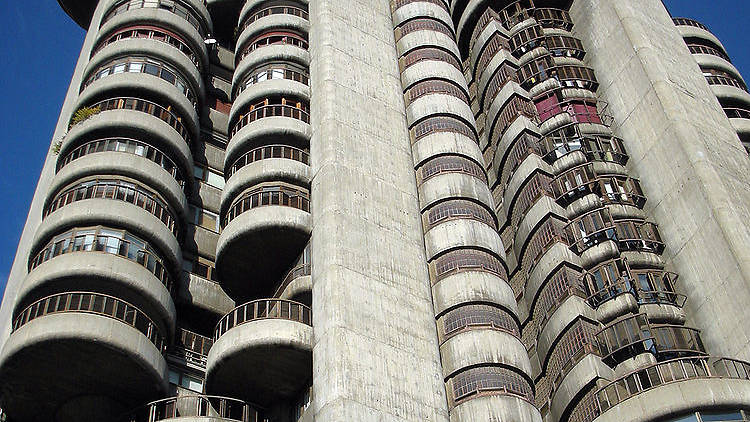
[206,299,312,406]
[21,227,177,334]
[235,30,309,70]
[412,131,486,169]
[406,94,474,129]
[392,0,453,31]
[229,79,310,136]
[693,54,745,86]
[710,83,750,109]
[274,263,311,305]
[450,394,542,422]
[100,0,213,39]
[236,14,309,63]
[432,271,519,317]
[402,61,469,101]
[51,148,189,224]
[222,151,311,215]
[397,30,461,64]
[226,113,311,169]
[0,292,168,422]
[124,395,265,422]
[232,45,310,92]
[674,18,727,55]
[582,356,750,422]
[239,0,308,27]
[419,172,494,212]
[77,72,199,140]
[424,218,503,260]
[441,329,531,379]
[216,187,311,300]
[446,365,536,412]
[84,38,204,105]
[551,353,613,422]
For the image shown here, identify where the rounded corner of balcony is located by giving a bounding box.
[450,394,542,422]
[216,205,311,300]
[0,309,168,421]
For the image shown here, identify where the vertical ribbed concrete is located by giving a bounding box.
[571,0,750,361]
[309,0,450,420]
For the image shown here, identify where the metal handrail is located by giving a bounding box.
[273,263,311,298]
[101,0,208,37]
[228,144,309,178]
[223,183,310,227]
[214,298,312,340]
[13,291,165,353]
[230,103,310,137]
[123,395,265,422]
[240,5,309,34]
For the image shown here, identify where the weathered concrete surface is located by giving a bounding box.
[309,0,449,419]
[571,0,750,360]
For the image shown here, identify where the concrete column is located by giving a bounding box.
[308,0,450,420]
[571,0,750,360]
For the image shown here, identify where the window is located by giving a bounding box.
[194,164,225,189]
[183,255,219,281]
[168,368,204,392]
[190,205,220,232]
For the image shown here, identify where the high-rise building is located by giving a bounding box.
[2,0,750,421]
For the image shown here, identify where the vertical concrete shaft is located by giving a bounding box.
[571,0,750,360]
[308,0,450,420]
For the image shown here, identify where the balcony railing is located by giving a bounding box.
[395,17,455,41]
[509,171,554,227]
[535,98,612,126]
[124,395,266,422]
[91,25,201,69]
[223,183,310,227]
[228,145,309,178]
[13,292,165,353]
[424,199,496,231]
[236,31,308,66]
[400,46,462,72]
[563,208,617,254]
[706,74,748,92]
[724,107,750,119]
[441,304,520,340]
[29,227,174,293]
[551,165,646,208]
[239,5,309,35]
[594,357,750,415]
[533,8,573,31]
[536,124,628,165]
[614,220,665,254]
[214,298,312,340]
[171,327,213,368]
[230,102,310,137]
[582,261,686,308]
[44,179,178,236]
[273,263,311,298]
[687,44,731,62]
[73,97,192,148]
[450,366,534,406]
[672,17,710,32]
[56,137,185,189]
[101,0,208,37]
[521,217,569,274]
[596,313,655,365]
[235,63,309,98]
[533,265,585,326]
[418,155,487,184]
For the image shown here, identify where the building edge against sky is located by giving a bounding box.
[2,0,750,421]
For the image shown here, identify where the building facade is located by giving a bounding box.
[2,0,750,421]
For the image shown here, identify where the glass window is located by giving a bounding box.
[700,411,744,422]
[206,170,225,189]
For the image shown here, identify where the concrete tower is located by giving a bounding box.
[1,1,750,421]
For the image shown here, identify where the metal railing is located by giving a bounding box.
[73,97,192,148]
[236,32,308,66]
[215,298,312,340]
[101,0,208,37]
[228,145,309,178]
[29,229,174,293]
[687,44,731,62]
[223,183,310,227]
[230,103,310,137]
[13,292,165,352]
[239,5,308,35]
[57,137,185,189]
[91,25,201,69]
[171,327,213,368]
[44,180,178,236]
[123,395,266,422]
[672,17,710,32]
[724,107,750,119]
[273,263,311,298]
[706,74,748,92]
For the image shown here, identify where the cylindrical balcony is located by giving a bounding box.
[0,292,168,422]
[206,299,312,406]
[99,0,213,41]
[216,183,311,300]
[20,226,177,335]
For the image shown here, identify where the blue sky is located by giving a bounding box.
[0,1,747,297]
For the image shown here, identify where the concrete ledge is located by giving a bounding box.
[526,244,582,303]
[419,172,494,212]
[232,45,310,90]
[676,25,727,56]
[693,54,745,86]
[593,378,750,422]
[432,272,518,317]
[397,31,460,61]
[0,312,168,422]
[639,303,686,324]
[206,318,312,406]
[279,274,312,306]
[393,2,453,30]
[424,218,503,260]
[236,15,309,59]
[229,79,310,129]
[513,199,566,251]
[221,158,311,215]
[16,251,176,335]
[84,37,204,105]
[709,84,750,108]
[76,72,199,141]
[226,117,311,167]
[440,329,532,378]
[450,394,542,422]
[97,5,210,70]
[216,206,311,300]
[538,298,597,366]
[177,272,234,317]
[402,58,468,94]
[412,131,485,168]
[406,94,474,127]
[550,354,613,421]
[239,0,309,29]
[50,151,189,224]
[472,21,512,79]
